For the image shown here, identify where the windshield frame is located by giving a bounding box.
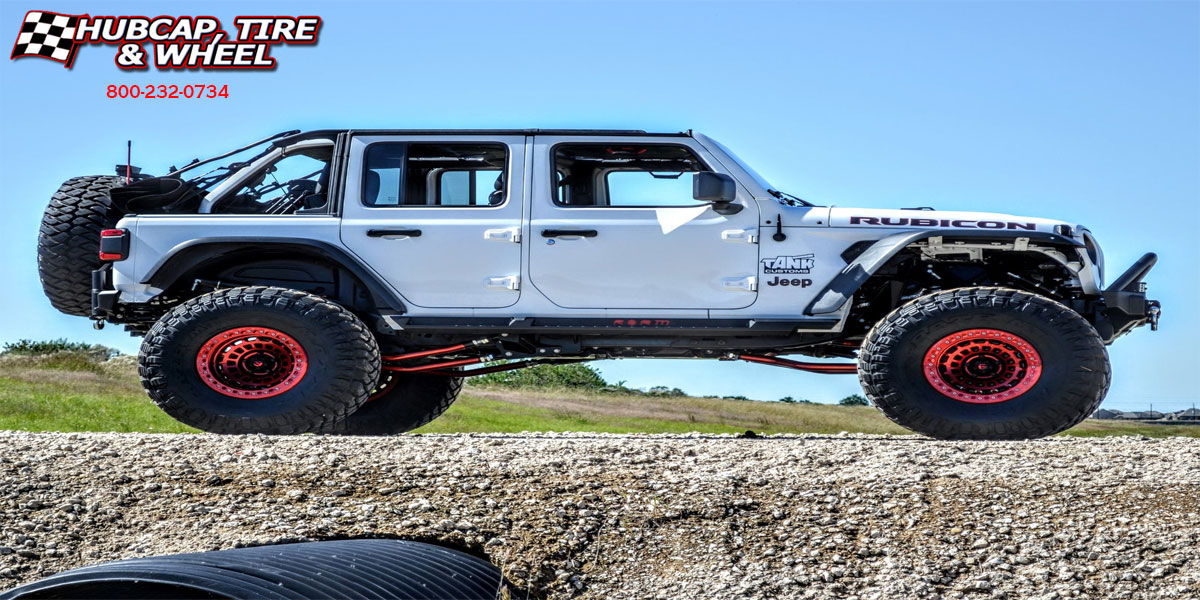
[694,133,776,195]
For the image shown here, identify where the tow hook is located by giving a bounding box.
[1148,300,1161,331]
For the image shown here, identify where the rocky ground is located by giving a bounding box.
[0,431,1197,599]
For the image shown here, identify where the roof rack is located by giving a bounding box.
[272,129,688,147]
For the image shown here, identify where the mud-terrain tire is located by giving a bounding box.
[37,175,125,316]
[858,287,1110,440]
[139,286,379,434]
[323,372,463,435]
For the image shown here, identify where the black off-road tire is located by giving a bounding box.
[858,287,1110,440]
[37,175,126,316]
[323,372,463,435]
[139,286,379,434]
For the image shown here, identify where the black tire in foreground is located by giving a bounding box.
[0,539,511,600]
[323,371,464,435]
[37,175,125,316]
[858,287,1110,440]
[139,286,379,434]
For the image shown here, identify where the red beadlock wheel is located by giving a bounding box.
[922,328,1042,404]
[196,327,308,399]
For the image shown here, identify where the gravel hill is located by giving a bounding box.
[0,431,1197,599]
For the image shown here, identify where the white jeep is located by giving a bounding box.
[37,129,1160,439]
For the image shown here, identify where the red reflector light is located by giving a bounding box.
[99,229,128,261]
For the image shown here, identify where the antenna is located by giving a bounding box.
[126,140,132,185]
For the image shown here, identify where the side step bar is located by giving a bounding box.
[379,316,842,336]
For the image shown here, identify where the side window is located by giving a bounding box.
[553,144,707,207]
[363,143,507,207]
[217,146,332,214]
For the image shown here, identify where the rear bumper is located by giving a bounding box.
[1096,252,1160,343]
[91,264,119,322]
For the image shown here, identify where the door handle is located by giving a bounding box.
[541,229,597,238]
[721,229,758,244]
[367,229,422,238]
[484,228,521,243]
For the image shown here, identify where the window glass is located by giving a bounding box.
[605,171,696,207]
[363,143,507,207]
[553,144,707,207]
[219,147,331,214]
[438,169,503,206]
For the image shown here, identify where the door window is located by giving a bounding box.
[553,144,707,207]
[363,143,507,207]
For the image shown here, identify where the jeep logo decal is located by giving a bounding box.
[761,254,815,275]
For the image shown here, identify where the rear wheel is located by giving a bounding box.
[37,175,124,316]
[139,286,379,434]
[322,372,463,436]
[858,287,1110,440]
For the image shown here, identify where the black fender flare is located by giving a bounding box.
[805,229,1083,315]
[140,237,407,312]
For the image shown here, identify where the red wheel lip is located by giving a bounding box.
[196,327,308,399]
[923,328,1042,404]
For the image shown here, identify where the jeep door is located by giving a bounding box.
[528,136,760,309]
[340,135,525,308]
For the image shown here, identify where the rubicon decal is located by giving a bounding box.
[10,11,320,69]
[849,216,1036,230]
[761,254,815,275]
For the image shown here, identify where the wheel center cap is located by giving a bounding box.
[964,355,1001,378]
[241,352,278,375]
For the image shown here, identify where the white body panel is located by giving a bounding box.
[112,215,345,302]
[527,135,760,310]
[110,131,1102,327]
[339,134,526,309]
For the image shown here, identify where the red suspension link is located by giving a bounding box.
[382,356,487,373]
[422,358,594,378]
[381,338,490,363]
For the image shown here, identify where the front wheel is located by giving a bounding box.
[858,287,1110,440]
[139,286,379,434]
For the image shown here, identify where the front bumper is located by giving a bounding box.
[1096,252,1160,343]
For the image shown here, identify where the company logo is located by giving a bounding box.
[10,11,320,69]
[849,216,1036,230]
[766,277,812,288]
[761,254,815,275]
[612,319,671,327]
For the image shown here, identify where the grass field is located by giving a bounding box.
[1,352,1196,438]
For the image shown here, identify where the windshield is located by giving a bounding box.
[705,137,775,193]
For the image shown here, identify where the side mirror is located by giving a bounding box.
[693,171,742,214]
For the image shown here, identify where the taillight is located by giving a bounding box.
[99,229,129,261]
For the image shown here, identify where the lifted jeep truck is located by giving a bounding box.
[37,129,1161,439]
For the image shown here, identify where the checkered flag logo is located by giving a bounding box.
[10,11,84,68]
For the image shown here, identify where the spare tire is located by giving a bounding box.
[37,175,125,316]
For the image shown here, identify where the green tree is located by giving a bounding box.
[779,396,796,404]
[471,363,608,390]
[838,394,869,407]
[2,339,119,360]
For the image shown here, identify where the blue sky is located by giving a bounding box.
[0,1,1196,411]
